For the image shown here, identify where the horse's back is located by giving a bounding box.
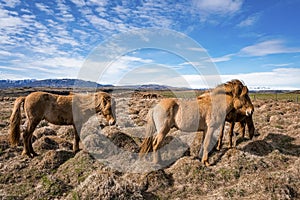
[24,92,74,124]
[175,100,204,132]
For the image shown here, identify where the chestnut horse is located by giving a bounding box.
[9,91,116,157]
[139,80,253,166]
[198,86,255,150]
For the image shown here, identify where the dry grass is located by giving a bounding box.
[0,89,299,199]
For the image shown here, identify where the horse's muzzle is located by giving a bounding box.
[246,108,254,116]
[109,118,116,126]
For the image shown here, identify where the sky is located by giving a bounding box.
[1,0,300,90]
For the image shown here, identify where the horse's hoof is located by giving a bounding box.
[201,159,210,167]
[205,161,210,167]
[32,152,39,157]
[22,151,33,158]
[73,149,80,154]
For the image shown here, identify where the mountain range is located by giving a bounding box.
[0,79,112,89]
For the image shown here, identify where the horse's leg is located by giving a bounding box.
[239,121,246,138]
[201,126,215,167]
[216,122,225,151]
[72,124,81,153]
[228,121,235,148]
[152,122,171,164]
[22,119,39,157]
[246,116,255,139]
[22,127,31,157]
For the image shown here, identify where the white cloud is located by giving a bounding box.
[69,0,87,7]
[192,0,244,19]
[0,71,31,80]
[32,57,84,69]
[157,68,300,90]
[210,54,234,62]
[187,47,207,52]
[237,15,259,27]
[0,8,23,29]
[239,39,300,56]
[2,0,20,8]
[262,63,293,67]
[221,68,300,90]
[35,3,54,15]
[0,50,12,56]
[0,66,26,71]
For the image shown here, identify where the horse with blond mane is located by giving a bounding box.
[139,79,254,166]
[198,83,255,150]
[9,91,116,157]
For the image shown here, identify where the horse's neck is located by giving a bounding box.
[73,94,96,111]
[209,93,233,117]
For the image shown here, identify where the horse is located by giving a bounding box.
[139,79,254,166]
[216,110,255,150]
[9,91,116,158]
[198,88,255,151]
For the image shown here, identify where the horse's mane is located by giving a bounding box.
[73,93,98,110]
[212,79,244,96]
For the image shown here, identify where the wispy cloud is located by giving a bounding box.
[1,0,20,8]
[0,66,26,71]
[262,63,293,67]
[35,3,54,15]
[160,68,300,90]
[187,47,207,52]
[193,0,243,14]
[192,0,244,22]
[239,39,300,56]
[221,68,300,90]
[237,14,259,27]
[210,54,234,62]
[210,39,300,62]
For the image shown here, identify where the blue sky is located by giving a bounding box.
[1,0,300,89]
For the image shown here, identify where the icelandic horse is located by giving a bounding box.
[9,91,116,157]
[139,79,254,166]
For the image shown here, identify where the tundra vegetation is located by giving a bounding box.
[0,87,299,199]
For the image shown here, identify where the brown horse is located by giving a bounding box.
[139,80,254,166]
[216,110,255,150]
[9,91,116,157]
[198,86,255,150]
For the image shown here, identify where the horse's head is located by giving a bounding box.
[232,85,254,116]
[95,92,116,126]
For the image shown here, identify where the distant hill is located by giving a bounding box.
[0,79,191,91]
[118,84,192,91]
[0,79,113,89]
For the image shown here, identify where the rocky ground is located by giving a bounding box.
[0,93,299,199]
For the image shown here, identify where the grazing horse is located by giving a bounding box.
[216,110,255,150]
[198,86,255,150]
[9,91,116,157]
[139,80,254,166]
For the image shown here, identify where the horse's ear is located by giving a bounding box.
[224,83,233,94]
[241,86,249,97]
[94,93,103,108]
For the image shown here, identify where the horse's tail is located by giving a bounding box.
[139,109,156,157]
[9,96,26,146]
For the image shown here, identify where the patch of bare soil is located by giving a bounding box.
[0,94,299,199]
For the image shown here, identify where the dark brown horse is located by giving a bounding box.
[216,111,255,150]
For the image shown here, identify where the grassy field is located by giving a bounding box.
[1,87,299,102]
[156,89,300,102]
[249,92,300,102]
